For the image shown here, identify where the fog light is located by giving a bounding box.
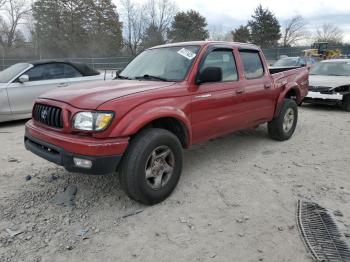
[73,158,92,169]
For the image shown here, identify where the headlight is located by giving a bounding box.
[73,111,114,131]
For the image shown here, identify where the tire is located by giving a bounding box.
[342,95,350,112]
[268,99,298,141]
[119,128,183,205]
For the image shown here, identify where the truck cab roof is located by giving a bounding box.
[150,41,261,51]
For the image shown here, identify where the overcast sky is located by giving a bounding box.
[115,0,350,43]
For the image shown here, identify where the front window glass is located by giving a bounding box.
[200,49,238,81]
[310,62,350,76]
[120,46,200,81]
[26,63,67,81]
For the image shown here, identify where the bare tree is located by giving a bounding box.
[208,25,231,41]
[315,23,343,44]
[282,15,308,47]
[0,0,31,50]
[0,0,6,8]
[120,0,145,55]
[144,0,176,36]
[120,0,176,54]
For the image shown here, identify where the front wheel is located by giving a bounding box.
[268,99,298,141]
[119,128,183,205]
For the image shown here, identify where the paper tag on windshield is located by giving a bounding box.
[177,48,196,60]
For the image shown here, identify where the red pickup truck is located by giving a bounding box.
[25,41,308,205]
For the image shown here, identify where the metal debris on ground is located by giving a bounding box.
[6,228,23,237]
[48,174,58,182]
[7,157,20,163]
[120,209,144,219]
[297,200,350,262]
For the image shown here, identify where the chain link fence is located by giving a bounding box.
[1,45,350,71]
[0,56,133,71]
[262,44,350,62]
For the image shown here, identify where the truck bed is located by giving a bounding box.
[270,66,309,103]
[269,66,302,75]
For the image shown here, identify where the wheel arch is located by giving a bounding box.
[274,84,301,117]
[112,107,192,148]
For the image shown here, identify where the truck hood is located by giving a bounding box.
[309,75,350,89]
[39,80,176,109]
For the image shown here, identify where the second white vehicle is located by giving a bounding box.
[0,60,111,123]
[303,59,350,111]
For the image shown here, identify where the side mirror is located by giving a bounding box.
[113,69,122,79]
[300,63,307,67]
[196,67,222,84]
[18,74,29,83]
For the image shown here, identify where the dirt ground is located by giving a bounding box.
[0,104,349,262]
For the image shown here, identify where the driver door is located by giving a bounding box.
[191,48,247,143]
[7,63,69,115]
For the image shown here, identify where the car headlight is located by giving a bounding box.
[73,111,114,131]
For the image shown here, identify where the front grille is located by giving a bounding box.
[33,103,63,128]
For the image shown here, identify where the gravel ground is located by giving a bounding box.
[0,104,349,262]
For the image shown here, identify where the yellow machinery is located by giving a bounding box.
[303,42,342,60]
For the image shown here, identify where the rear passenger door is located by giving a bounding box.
[237,50,277,126]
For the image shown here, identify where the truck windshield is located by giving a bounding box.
[120,46,200,81]
[310,61,350,76]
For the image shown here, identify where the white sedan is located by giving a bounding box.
[303,59,350,111]
[0,61,111,123]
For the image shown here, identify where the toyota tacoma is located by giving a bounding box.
[25,41,309,205]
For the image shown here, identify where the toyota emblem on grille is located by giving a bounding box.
[41,109,48,120]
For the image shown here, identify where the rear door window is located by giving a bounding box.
[239,51,264,79]
[64,64,82,78]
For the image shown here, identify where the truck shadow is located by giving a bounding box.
[49,126,270,208]
[0,119,28,129]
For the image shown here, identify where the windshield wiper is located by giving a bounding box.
[135,74,169,81]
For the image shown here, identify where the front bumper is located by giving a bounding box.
[303,91,343,105]
[25,135,121,174]
[25,120,129,175]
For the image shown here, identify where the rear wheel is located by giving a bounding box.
[342,95,350,111]
[268,99,298,141]
[119,128,183,205]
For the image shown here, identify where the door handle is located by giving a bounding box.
[58,83,69,87]
[236,89,245,94]
[264,83,271,89]
[195,93,212,99]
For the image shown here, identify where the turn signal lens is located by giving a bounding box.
[95,113,114,131]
